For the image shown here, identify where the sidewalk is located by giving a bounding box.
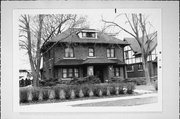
[19,86,160,112]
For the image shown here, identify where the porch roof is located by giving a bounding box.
[54,59,84,66]
[54,58,126,66]
[82,58,117,64]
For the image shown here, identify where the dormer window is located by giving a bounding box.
[82,32,97,38]
[78,30,98,39]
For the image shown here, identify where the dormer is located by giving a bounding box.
[78,29,98,39]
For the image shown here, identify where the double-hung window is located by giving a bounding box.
[65,47,74,58]
[107,48,115,58]
[88,48,95,57]
[114,67,120,77]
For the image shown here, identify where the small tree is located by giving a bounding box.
[102,13,157,85]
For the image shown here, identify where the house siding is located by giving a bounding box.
[42,43,126,81]
[126,62,157,78]
[53,44,124,61]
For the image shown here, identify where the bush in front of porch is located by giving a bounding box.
[19,82,135,104]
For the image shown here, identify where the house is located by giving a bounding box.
[41,28,129,83]
[123,32,157,79]
[19,69,31,80]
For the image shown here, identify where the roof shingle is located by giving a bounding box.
[48,28,129,45]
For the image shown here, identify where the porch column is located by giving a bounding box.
[107,65,114,80]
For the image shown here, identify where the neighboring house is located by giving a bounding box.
[19,69,31,80]
[41,28,129,83]
[123,32,157,78]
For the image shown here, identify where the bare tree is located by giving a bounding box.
[102,13,157,85]
[19,14,87,87]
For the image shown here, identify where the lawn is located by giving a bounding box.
[72,96,158,107]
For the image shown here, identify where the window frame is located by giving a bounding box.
[126,65,134,72]
[88,47,95,57]
[62,68,79,78]
[113,67,121,77]
[107,48,115,58]
[64,47,74,58]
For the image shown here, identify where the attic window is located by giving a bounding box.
[82,32,97,39]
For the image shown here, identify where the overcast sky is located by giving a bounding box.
[19,9,160,70]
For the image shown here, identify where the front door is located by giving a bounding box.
[94,65,104,83]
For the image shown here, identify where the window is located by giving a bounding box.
[125,51,129,59]
[65,47,74,58]
[74,68,79,77]
[138,64,143,71]
[87,66,94,76]
[82,32,96,38]
[127,65,134,72]
[114,67,120,77]
[107,48,115,58]
[88,48,95,57]
[62,68,79,78]
[62,69,67,78]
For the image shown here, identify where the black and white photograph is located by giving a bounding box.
[14,9,162,112]
[1,1,179,119]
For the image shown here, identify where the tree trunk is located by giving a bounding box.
[142,57,151,85]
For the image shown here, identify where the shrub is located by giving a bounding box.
[42,88,51,100]
[70,90,76,99]
[115,87,119,95]
[88,89,94,97]
[59,89,66,99]
[20,88,28,103]
[48,89,55,100]
[126,82,136,94]
[20,82,136,103]
[78,89,84,98]
[108,77,124,83]
[38,90,43,101]
[70,76,101,85]
[124,78,146,85]
[80,84,91,97]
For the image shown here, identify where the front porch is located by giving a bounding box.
[54,64,125,83]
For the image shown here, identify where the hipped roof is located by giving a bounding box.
[47,28,129,45]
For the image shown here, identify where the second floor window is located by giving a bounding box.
[88,48,95,57]
[107,48,115,58]
[65,47,74,58]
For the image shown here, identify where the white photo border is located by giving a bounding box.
[13,8,162,112]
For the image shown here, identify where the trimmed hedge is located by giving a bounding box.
[20,82,135,103]
[124,78,146,85]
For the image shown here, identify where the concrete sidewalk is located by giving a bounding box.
[30,92,157,107]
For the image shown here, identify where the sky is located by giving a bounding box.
[19,9,160,70]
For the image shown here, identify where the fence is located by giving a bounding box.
[19,79,32,87]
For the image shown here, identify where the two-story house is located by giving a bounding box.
[41,28,129,83]
[123,32,157,78]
